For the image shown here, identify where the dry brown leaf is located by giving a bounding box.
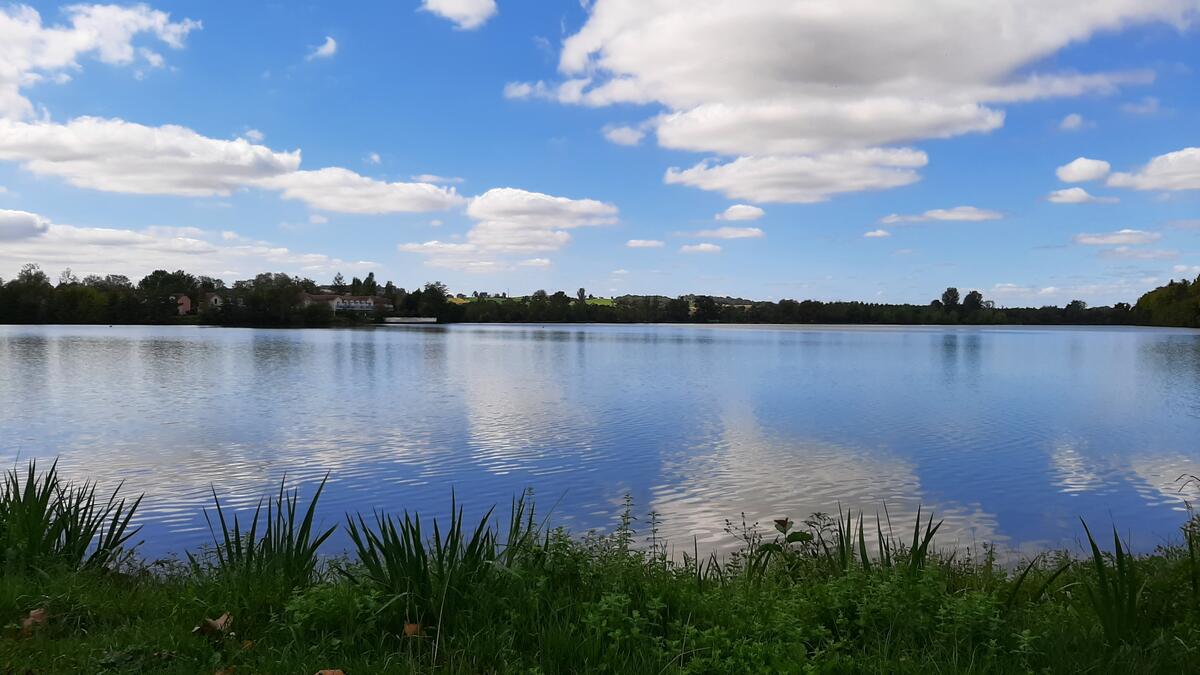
[18,608,49,638]
[192,612,233,638]
[240,639,255,650]
[403,622,422,637]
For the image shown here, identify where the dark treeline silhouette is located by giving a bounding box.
[1,263,1198,328]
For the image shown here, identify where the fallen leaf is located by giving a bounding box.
[240,639,254,650]
[403,622,422,637]
[192,612,233,638]
[19,608,49,638]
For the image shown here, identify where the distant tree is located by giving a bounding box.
[941,287,960,307]
[58,268,79,286]
[332,272,347,293]
[693,295,719,322]
[962,290,983,312]
[362,272,378,295]
[576,288,587,305]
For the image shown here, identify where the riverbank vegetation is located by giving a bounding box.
[3,262,1199,328]
[4,462,1200,673]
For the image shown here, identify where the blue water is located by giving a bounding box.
[2,323,1198,557]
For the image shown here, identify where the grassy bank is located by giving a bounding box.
[3,463,1200,673]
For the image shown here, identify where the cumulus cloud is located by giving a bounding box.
[1059,113,1086,131]
[880,206,1002,224]
[626,239,664,248]
[1174,264,1200,277]
[681,242,721,254]
[0,116,467,213]
[602,125,645,146]
[863,229,891,238]
[666,149,927,204]
[242,128,265,143]
[507,1,1186,201]
[0,209,49,240]
[1073,229,1161,245]
[1108,147,1200,191]
[421,0,498,30]
[0,217,378,281]
[307,36,337,60]
[0,4,199,120]
[366,152,382,165]
[259,168,464,214]
[716,204,764,221]
[0,117,299,196]
[1047,187,1119,204]
[689,226,763,239]
[518,257,551,268]
[1056,157,1111,182]
[398,187,617,271]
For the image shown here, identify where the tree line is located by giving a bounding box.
[1,263,1197,328]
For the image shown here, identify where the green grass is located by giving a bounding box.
[4,464,1200,673]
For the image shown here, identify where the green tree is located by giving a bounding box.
[941,287,960,308]
[962,290,983,312]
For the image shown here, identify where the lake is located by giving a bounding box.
[2,323,1199,557]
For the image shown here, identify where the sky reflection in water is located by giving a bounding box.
[1,323,1198,557]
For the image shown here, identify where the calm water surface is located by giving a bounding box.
[2,323,1199,557]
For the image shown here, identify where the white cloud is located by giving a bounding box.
[0,217,378,281]
[666,149,927,204]
[257,168,464,214]
[1108,147,1200,191]
[1047,187,1119,204]
[307,36,337,61]
[1073,229,1161,245]
[421,0,498,30]
[518,257,551,268]
[0,4,200,120]
[503,81,535,99]
[511,1,1186,201]
[864,229,891,238]
[1056,157,1111,182]
[880,205,1002,224]
[0,117,299,196]
[716,204,764,221]
[399,187,617,270]
[603,125,645,146]
[611,268,628,275]
[1173,264,1200,277]
[1059,113,1085,131]
[0,208,49,240]
[308,214,328,224]
[1100,246,1178,260]
[242,128,265,143]
[412,174,465,184]
[681,242,721,254]
[689,226,763,239]
[366,152,382,165]
[626,239,664,248]
[0,117,471,215]
[1121,96,1160,115]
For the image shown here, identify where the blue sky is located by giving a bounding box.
[0,1,1198,305]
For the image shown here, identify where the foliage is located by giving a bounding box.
[4,261,1183,326]
[0,460,141,573]
[5,468,1200,673]
[187,476,335,600]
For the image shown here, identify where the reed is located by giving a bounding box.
[0,459,141,572]
[187,475,334,593]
